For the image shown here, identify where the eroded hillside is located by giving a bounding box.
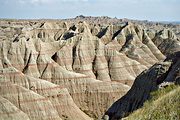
[0,17,180,120]
[104,51,180,120]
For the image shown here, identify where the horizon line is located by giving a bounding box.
[0,15,180,23]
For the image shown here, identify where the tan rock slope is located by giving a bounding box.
[0,16,179,120]
[104,51,180,120]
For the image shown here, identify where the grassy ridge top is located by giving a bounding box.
[124,85,180,120]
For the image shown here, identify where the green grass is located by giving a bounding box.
[124,85,180,120]
[149,85,178,101]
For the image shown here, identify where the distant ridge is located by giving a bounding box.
[159,21,180,25]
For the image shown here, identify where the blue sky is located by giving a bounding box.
[0,0,180,21]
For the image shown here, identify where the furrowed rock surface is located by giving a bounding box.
[105,51,180,120]
[0,96,30,120]
[0,17,180,120]
[0,67,92,120]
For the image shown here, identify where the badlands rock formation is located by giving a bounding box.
[0,16,179,120]
[105,51,180,120]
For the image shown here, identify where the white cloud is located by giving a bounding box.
[61,0,88,1]
[18,0,88,5]
[18,0,51,4]
[30,0,49,4]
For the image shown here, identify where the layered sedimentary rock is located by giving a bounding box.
[105,51,180,120]
[0,17,180,120]
[0,67,92,120]
[0,96,30,120]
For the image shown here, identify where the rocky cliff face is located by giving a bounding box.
[0,17,179,120]
[105,51,180,120]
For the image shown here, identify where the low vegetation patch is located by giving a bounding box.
[124,85,180,120]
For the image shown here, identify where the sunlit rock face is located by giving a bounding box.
[0,17,179,119]
[105,51,180,120]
